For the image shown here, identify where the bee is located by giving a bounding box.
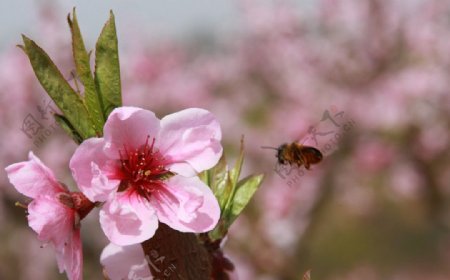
[262,142,323,170]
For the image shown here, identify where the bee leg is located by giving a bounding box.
[305,162,310,170]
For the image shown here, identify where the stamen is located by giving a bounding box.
[117,136,169,200]
[15,202,28,209]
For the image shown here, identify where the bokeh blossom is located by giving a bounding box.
[5,152,84,280]
[70,106,222,245]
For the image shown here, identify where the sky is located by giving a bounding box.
[0,0,238,50]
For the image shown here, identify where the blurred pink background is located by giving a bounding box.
[0,0,449,279]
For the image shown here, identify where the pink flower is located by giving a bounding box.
[5,152,85,280]
[70,106,222,245]
[101,243,151,280]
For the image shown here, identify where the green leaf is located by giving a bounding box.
[21,35,96,140]
[94,11,121,118]
[68,8,104,135]
[209,153,228,194]
[209,173,263,241]
[206,137,265,241]
[200,154,230,211]
[53,114,83,144]
[223,136,245,212]
[229,137,245,187]
[198,170,209,186]
[218,176,234,212]
[208,220,228,241]
[210,155,231,210]
[227,174,264,226]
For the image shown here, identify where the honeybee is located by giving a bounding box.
[262,142,323,170]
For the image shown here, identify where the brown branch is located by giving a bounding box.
[141,223,212,280]
[200,234,235,280]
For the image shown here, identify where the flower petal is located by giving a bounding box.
[103,107,161,158]
[151,176,220,233]
[70,138,120,202]
[158,108,222,176]
[27,195,74,249]
[101,243,151,280]
[55,229,83,280]
[100,192,159,246]
[5,151,64,198]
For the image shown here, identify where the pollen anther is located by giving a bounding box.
[118,136,168,200]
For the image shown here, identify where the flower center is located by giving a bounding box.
[118,137,170,200]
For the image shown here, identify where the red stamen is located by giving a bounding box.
[14,201,28,209]
[118,136,169,200]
